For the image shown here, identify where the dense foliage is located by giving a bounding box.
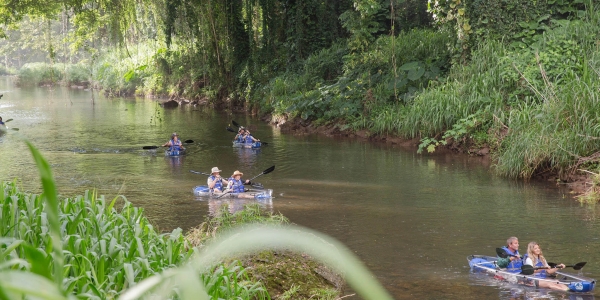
[4,0,600,185]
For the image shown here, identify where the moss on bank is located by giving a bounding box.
[185,203,345,299]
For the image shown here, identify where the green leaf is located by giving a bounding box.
[399,61,419,71]
[123,70,135,82]
[408,67,425,81]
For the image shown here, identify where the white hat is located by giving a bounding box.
[211,167,222,174]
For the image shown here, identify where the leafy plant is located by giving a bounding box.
[417,137,446,154]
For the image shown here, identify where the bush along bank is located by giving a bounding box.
[255,6,600,203]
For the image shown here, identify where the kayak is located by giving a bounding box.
[467,255,595,293]
[165,149,186,156]
[232,141,261,149]
[192,185,273,199]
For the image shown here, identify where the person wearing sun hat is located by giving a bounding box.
[162,132,184,151]
[234,127,246,143]
[226,170,254,198]
[207,167,227,194]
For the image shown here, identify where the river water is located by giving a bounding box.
[1,77,599,299]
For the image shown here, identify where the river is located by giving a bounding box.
[1,77,599,299]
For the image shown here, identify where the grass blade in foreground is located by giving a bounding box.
[24,140,64,292]
[122,224,393,300]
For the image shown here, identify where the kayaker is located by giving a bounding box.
[496,236,523,273]
[162,132,184,151]
[234,127,246,143]
[522,241,568,291]
[242,129,260,144]
[207,167,227,194]
[226,170,254,198]
[0,116,4,126]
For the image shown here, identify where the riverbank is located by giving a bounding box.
[264,113,596,202]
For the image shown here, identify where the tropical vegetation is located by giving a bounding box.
[2,0,600,201]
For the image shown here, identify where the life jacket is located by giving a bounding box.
[500,246,523,273]
[208,175,224,192]
[522,254,547,277]
[244,134,254,143]
[228,178,245,193]
[235,134,244,143]
[169,139,182,151]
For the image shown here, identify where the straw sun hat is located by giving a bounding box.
[232,170,243,177]
[211,167,222,174]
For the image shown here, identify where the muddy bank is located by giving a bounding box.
[263,114,594,201]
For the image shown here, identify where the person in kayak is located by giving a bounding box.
[242,129,260,144]
[226,170,254,198]
[0,116,4,126]
[234,127,246,143]
[522,241,568,291]
[207,167,227,194]
[496,237,523,273]
[163,132,184,151]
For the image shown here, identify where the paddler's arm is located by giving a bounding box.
[496,257,511,268]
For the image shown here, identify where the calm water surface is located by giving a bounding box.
[1,77,599,299]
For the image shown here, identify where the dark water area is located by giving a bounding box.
[1,76,599,299]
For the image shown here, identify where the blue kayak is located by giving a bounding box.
[192,185,272,199]
[165,149,186,156]
[232,141,261,149]
[468,255,595,293]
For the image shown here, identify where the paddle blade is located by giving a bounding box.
[143,146,159,150]
[262,165,275,175]
[232,120,241,128]
[520,265,535,275]
[10,128,19,131]
[184,140,194,143]
[5,119,13,122]
[572,262,586,270]
[495,248,509,259]
[227,127,236,133]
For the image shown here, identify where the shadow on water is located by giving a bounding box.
[196,197,273,217]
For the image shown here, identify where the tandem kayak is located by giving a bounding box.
[165,149,186,156]
[468,255,595,293]
[192,185,273,199]
[232,141,261,149]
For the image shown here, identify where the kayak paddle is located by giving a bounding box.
[215,166,275,199]
[495,248,521,259]
[521,262,586,275]
[143,140,194,150]
[548,262,587,270]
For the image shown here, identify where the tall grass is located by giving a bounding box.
[16,63,91,86]
[0,181,192,298]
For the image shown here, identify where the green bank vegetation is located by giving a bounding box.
[3,0,600,202]
[0,131,389,299]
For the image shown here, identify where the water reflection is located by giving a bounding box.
[165,155,184,171]
[200,197,273,216]
[470,272,596,300]
[233,147,261,169]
